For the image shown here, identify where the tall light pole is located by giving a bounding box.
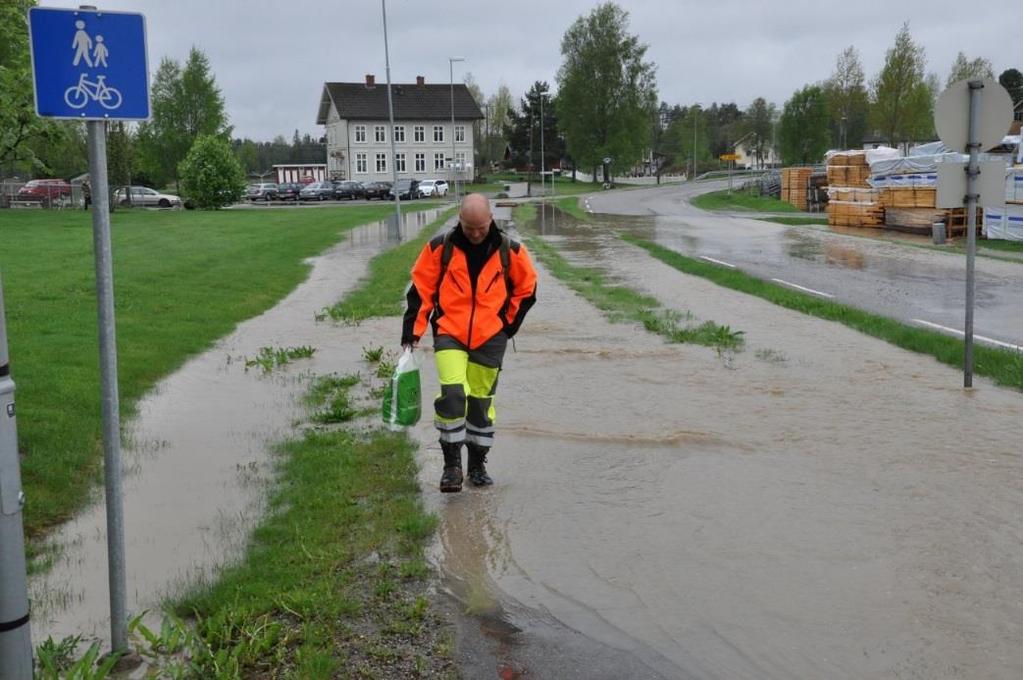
[449,56,465,202]
[381,0,401,232]
[539,91,545,197]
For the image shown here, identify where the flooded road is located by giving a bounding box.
[29,209,442,645]
[587,183,1023,348]
[409,206,1023,678]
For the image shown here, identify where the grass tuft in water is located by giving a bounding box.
[244,345,316,373]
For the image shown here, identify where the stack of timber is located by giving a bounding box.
[826,151,882,227]
[879,187,978,236]
[781,167,813,210]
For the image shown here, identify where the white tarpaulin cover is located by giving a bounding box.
[864,146,900,165]
[983,203,1023,241]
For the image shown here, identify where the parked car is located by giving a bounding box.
[112,186,183,208]
[332,181,366,201]
[17,179,72,206]
[276,182,304,201]
[246,183,278,201]
[362,181,392,200]
[299,181,335,201]
[417,179,448,197]
[387,179,420,201]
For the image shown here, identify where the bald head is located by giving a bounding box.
[459,193,493,244]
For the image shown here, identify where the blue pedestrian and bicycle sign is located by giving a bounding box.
[28,7,150,120]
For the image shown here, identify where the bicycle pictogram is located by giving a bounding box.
[64,73,123,110]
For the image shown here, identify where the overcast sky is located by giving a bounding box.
[38,0,1023,141]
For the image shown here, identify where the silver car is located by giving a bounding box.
[114,186,183,208]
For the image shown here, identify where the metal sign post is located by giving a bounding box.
[0,277,33,679]
[934,78,1013,388]
[28,4,150,654]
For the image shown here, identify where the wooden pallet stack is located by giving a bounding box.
[879,187,979,236]
[781,167,813,210]
[826,151,882,227]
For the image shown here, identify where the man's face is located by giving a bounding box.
[461,215,491,244]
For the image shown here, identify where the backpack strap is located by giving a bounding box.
[433,227,457,309]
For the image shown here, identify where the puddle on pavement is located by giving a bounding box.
[29,209,442,645]
[408,207,1023,678]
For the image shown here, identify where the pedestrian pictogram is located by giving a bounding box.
[28,6,149,120]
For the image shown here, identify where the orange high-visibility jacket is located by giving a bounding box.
[403,224,537,349]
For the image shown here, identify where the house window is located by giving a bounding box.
[414,153,426,172]
[455,152,466,168]
[374,125,386,143]
[394,125,405,143]
[414,125,425,142]
[354,125,366,143]
[434,152,446,170]
[455,125,465,142]
[356,153,367,173]
[395,153,406,173]
[433,125,444,143]
[375,153,387,173]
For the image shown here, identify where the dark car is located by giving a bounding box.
[299,181,335,201]
[276,182,303,201]
[332,181,366,201]
[17,179,73,206]
[361,181,392,200]
[387,179,420,201]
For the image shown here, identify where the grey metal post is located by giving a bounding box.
[0,276,33,680]
[963,80,982,388]
[540,93,545,197]
[449,57,464,203]
[381,0,402,234]
[86,121,128,652]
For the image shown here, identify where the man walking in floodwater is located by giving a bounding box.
[402,194,538,492]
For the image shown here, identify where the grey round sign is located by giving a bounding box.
[934,78,1014,153]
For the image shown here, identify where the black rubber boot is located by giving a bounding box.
[439,442,463,493]
[467,444,494,487]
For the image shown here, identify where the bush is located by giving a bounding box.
[178,135,246,209]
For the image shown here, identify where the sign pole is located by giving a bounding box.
[86,120,128,652]
[963,80,982,388]
[0,276,33,680]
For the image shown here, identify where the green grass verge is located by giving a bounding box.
[547,196,590,222]
[324,207,457,322]
[691,189,800,213]
[623,235,1023,390]
[977,239,1023,254]
[757,216,829,226]
[0,205,434,541]
[514,205,743,351]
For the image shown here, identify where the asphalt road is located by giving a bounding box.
[585,182,1023,349]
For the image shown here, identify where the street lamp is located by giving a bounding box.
[449,56,465,202]
[381,0,401,234]
[539,91,546,198]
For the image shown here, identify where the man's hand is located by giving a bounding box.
[402,340,419,351]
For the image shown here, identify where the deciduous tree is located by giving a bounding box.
[870,23,933,145]
[946,52,994,88]
[556,2,657,176]
[178,134,245,209]
[742,97,776,168]
[779,85,831,165]
[823,46,870,149]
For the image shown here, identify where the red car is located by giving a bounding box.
[17,179,72,206]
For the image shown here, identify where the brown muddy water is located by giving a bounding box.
[407,205,1023,679]
[29,209,443,645]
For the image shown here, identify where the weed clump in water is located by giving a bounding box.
[244,345,316,373]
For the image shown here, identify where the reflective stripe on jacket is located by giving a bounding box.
[403,225,538,349]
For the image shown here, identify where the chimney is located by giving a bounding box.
[416,75,425,86]
[365,74,375,88]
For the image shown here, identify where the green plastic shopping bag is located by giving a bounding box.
[382,348,421,429]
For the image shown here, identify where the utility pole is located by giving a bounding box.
[540,92,545,197]
[449,57,465,202]
[0,275,33,679]
[381,0,401,232]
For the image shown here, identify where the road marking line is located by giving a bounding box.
[912,319,1023,352]
[770,278,835,299]
[699,256,736,268]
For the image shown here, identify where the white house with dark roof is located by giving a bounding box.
[317,74,484,182]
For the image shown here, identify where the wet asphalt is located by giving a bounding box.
[585,183,1023,349]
